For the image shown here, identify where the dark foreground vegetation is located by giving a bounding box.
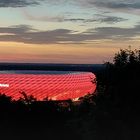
[0,48,140,140]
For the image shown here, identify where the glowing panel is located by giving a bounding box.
[0,71,96,101]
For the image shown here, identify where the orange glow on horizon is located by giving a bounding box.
[0,41,139,64]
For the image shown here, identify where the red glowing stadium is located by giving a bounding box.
[0,71,96,101]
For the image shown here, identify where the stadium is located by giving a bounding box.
[0,70,97,101]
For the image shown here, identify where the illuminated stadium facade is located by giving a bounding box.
[0,71,96,101]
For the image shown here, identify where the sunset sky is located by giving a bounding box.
[0,0,140,64]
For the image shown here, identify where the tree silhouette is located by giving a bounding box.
[113,48,140,66]
[102,48,140,118]
[113,49,128,67]
[19,91,37,105]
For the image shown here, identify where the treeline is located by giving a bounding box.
[96,48,140,119]
[0,93,96,122]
